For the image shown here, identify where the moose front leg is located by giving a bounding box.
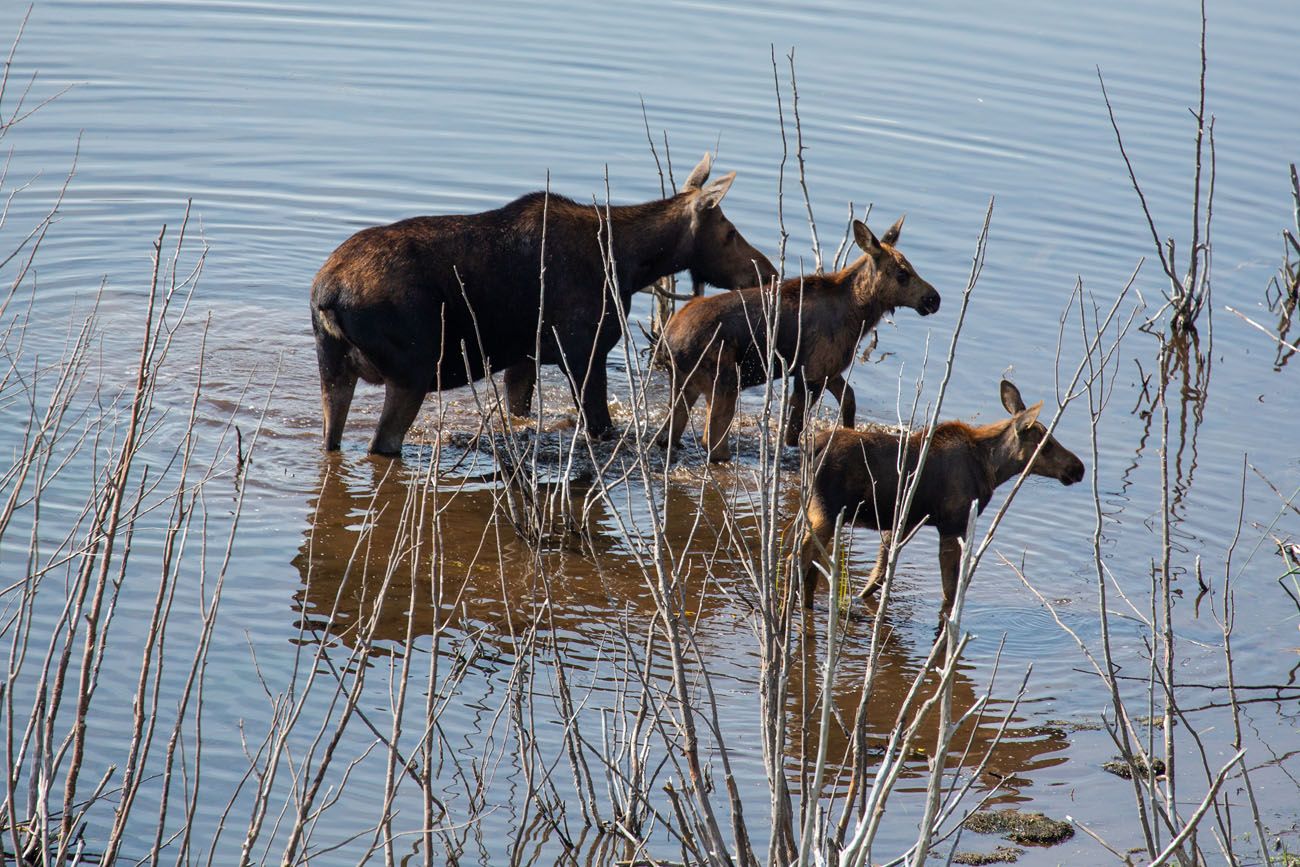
[824,374,856,428]
[504,362,536,418]
[658,375,702,451]
[784,376,824,447]
[937,534,964,618]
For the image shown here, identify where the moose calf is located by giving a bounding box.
[797,381,1085,616]
[311,153,776,455]
[657,217,939,462]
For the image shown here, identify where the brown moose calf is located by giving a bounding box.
[657,217,939,462]
[797,381,1085,616]
[311,153,775,455]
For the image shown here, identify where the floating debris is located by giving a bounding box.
[1102,755,1167,780]
[963,809,1075,845]
[1044,717,1103,732]
[953,846,1025,865]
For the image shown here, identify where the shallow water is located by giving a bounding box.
[3,0,1299,863]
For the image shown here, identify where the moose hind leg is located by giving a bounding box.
[315,329,358,451]
[321,374,358,452]
[504,362,536,418]
[703,373,738,462]
[798,503,836,609]
[369,383,426,456]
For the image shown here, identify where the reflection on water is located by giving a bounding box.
[291,449,743,650]
[293,451,1069,798]
[293,453,607,650]
[1269,291,1298,371]
[1266,165,1300,370]
[1128,329,1211,566]
[784,616,1068,802]
[1161,330,1210,522]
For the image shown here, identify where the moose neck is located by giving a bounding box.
[846,259,889,330]
[603,197,693,295]
[972,419,1030,489]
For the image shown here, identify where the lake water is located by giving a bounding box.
[3,0,1299,863]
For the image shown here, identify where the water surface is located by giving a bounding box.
[3,0,1299,862]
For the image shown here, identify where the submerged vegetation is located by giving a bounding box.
[1,11,1298,867]
[961,810,1074,846]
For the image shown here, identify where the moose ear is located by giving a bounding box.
[853,220,882,254]
[682,152,713,191]
[1000,379,1026,414]
[1013,401,1043,434]
[881,214,905,246]
[695,171,735,210]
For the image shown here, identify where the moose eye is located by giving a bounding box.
[725,227,737,243]
[897,270,911,286]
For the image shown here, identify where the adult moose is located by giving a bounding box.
[311,154,776,454]
[657,217,939,462]
[797,380,1085,617]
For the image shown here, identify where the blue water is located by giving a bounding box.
[2,0,1298,863]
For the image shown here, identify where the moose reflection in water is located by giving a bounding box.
[290,453,740,646]
[782,609,1069,802]
[292,452,1068,790]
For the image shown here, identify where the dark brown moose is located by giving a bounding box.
[657,217,939,462]
[311,153,776,454]
[797,380,1085,616]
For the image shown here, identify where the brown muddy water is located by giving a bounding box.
[2,0,1298,864]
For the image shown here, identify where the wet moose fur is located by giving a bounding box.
[657,217,940,462]
[311,153,776,454]
[797,381,1085,616]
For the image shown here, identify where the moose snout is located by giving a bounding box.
[1060,459,1086,486]
[917,291,941,316]
[752,256,779,285]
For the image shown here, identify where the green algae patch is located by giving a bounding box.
[962,809,1075,845]
[1102,755,1167,780]
[952,845,1025,864]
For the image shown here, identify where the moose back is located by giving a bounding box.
[311,153,776,454]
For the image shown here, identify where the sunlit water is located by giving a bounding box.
[3,0,1298,863]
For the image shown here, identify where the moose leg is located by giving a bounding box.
[795,493,837,610]
[824,374,857,428]
[856,530,895,600]
[798,516,836,609]
[703,368,738,462]
[576,360,614,438]
[937,534,963,618]
[658,377,701,449]
[784,376,806,447]
[504,362,536,418]
[315,330,358,452]
[369,383,426,456]
[785,376,824,447]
